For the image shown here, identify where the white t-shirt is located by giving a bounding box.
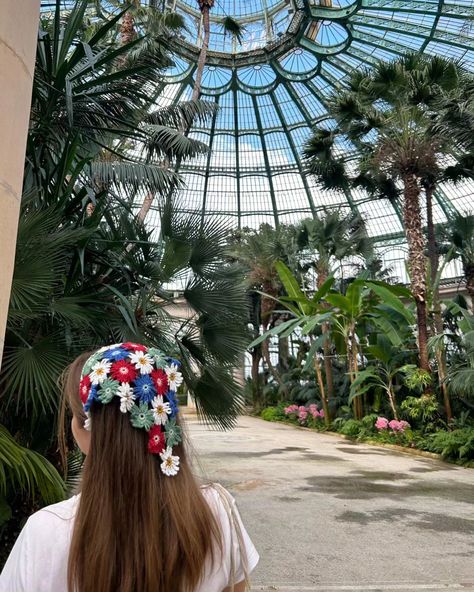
[0,485,259,592]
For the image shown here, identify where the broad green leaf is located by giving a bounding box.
[301,312,333,335]
[303,335,325,372]
[348,383,374,404]
[248,318,303,348]
[275,261,311,316]
[366,281,414,323]
[346,281,362,316]
[312,276,336,303]
[370,315,403,347]
[326,292,351,313]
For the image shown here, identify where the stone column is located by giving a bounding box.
[0,0,40,367]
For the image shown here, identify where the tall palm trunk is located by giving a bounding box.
[313,349,330,427]
[465,263,474,313]
[261,285,287,398]
[425,182,439,287]
[120,3,156,224]
[402,174,430,372]
[424,182,452,420]
[348,326,363,419]
[251,347,263,410]
[193,2,213,101]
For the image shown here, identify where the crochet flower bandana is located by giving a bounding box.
[79,343,183,477]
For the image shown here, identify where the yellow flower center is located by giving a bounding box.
[139,357,146,365]
[166,458,173,467]
[96,368,104,375]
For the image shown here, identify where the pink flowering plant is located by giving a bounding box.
[284,402,325,427]
[374,415,412,444]
[375,416,411,433]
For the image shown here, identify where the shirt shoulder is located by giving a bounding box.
[31,494,80,523]
[0,496,78,592]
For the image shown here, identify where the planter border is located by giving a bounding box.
[255,414,474,467]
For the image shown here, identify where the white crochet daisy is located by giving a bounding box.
[84,412,92,431]
[117,383,136,413]
[151,395,171,425]
[129,351,154,375]
[90,360,112,385]
[165,364,183,391]
[160,447,180,477]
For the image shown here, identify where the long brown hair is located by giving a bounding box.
[59,352,221,592]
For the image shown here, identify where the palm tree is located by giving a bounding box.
[303,54,473,373]
[192,3,244,100]
[227,224,299,407]
[193,0,215,101]
[0,0,248,552]
[445,212,474,312]
[296,209,373,400]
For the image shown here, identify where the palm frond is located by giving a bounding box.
[146,100,218,128]
[0,425,64,504]
[143,124,209,160]
[221,16,246,44]
[88,160,181,193]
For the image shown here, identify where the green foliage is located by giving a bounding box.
[260,406,286,422]
[0,0,249,551]
[402,367,432,391]
[339,419,364,437]
[424,429,474,461]
[401,395,438,424]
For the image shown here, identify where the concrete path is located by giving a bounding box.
[185,415,474,592]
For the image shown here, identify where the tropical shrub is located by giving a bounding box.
[260,406,286,422]
[423,429,474,462]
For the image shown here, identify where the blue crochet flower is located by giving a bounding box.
[166,357,181,368]
[84,385,98,412]
[133,375,156,403]
[166,390,179,417]
[102,346,129,362]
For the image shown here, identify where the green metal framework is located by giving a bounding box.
[150,0,474,260]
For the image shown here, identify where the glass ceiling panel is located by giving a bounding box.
[156,0,473,244]
[45,1,474,267]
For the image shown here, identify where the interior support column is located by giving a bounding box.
[0,0,40,367]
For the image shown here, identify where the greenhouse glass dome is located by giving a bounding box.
[143,0,474,277]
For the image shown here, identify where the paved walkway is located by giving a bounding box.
[185,415,474,592]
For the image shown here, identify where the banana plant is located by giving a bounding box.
[349,335,417,420]
[326,279,415,418]
[250,262,415,421]
[249,261,334,425]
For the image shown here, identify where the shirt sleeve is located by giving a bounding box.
[0,519,29,592]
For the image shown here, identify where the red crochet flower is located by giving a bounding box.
[148,425,166,454]
[122,342,147,352]
[151,369,169,395]
[79,375,91,405]
[110,360,137,383]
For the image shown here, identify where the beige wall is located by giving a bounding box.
[0,0,40,367]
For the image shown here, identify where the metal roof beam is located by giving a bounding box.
[269,91,317,217]
[251,94,279,227]
[360,1,474,20]
[200,95,220,222]
[232,86,242,228]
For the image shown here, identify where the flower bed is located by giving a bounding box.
[259,404,474,466]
